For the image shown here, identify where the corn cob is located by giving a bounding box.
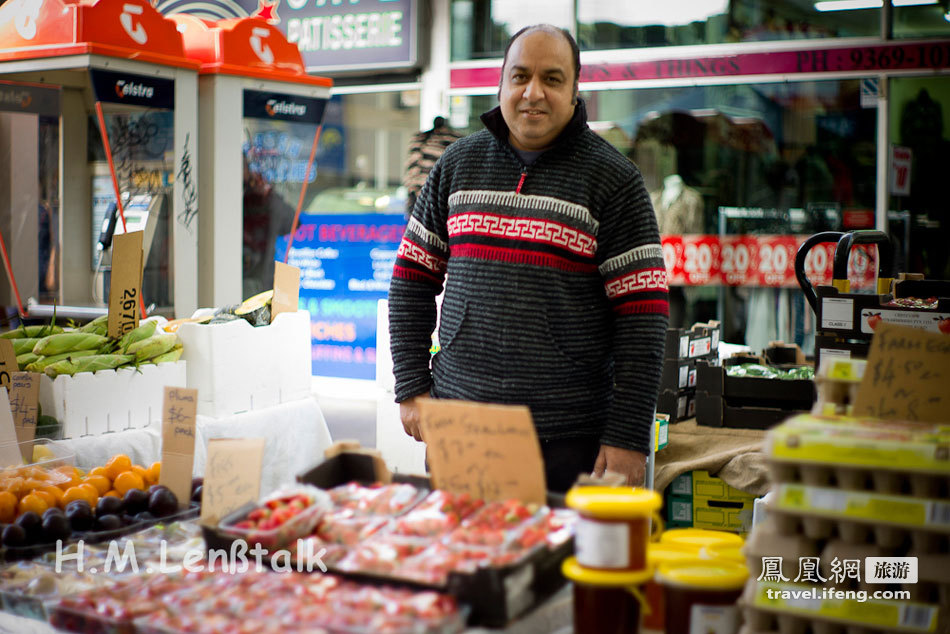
[0,325,64,339]
[118,320,157,353]
[126,333,179,362]
[32,333,108,356]
[25,350,97,373]
[79,315,108,333]
[13,338,40,355]
[44,354,134,378]
[16,352,40,369]
[149,345,182,365]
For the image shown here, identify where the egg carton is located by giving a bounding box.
[769,463,949,500]
[741,580,946,634]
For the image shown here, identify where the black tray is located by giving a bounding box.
[201,452,572,628]
[696,360,815,405]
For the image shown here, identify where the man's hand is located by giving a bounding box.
[592,445,646,487]
[399,396,424,442]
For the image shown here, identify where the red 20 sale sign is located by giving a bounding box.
[720,235,757,286]
[754,235,797,287]
[663,235,720,286]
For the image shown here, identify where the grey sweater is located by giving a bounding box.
[388,101,669,453]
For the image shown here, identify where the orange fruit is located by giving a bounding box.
[55,467,81,490]
[61,486,90,507]
[17,493,48,516]
[0,491,17,523]
[32,489,56,509]
[103,489,122,498]
[38,486,64,509]
[84,475,111,496]
[113,471,145,495]
[146,462,161,484]
[88,466,110,479]
[78,483,99,506]
[131,464,149,483]
[104,454,132,480]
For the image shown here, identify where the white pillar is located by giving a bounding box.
[419,0,451,129]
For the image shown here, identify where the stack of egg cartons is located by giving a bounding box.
[739,414,948,634]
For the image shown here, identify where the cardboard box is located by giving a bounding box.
[663,490,754,534]
[655,413,670,452]
[696,360,815,405]
[814,334,871,371]
[670,470,757,503]
[815,285,950,340]
[177,310,312,417]
[664,321,721,361]
[39,361,186,438]
[695,391,807,430]
[660,358,697,392]
[656,388,696,424]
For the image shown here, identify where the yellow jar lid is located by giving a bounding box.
[660,528,744,549]
[656,560,749,590]
[562,557,654,587]
[700,542,746,564]
[565,486,662,519]
[648,542,703,566]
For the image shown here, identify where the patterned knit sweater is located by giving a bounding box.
[388,101,669,453]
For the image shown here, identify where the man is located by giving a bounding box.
[402,116,463,219]
[389,25,668,491]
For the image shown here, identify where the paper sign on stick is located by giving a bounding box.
[0,388,23,467]
[108,230,144,339]
[0,339,16,390]
[418,398,547,505]
[200,438,266,526]
[159,387,198,509]
[9,372,39,461]
[271,262,301,323]
[853,323,950,422]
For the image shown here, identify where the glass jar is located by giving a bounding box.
[565,486,662,572]
[562,556,652,634]
[656,560,749,634]
[643,541,705,631]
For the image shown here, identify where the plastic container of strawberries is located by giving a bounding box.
[215,486,331,551]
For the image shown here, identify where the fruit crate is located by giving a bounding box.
[204,451,574,628]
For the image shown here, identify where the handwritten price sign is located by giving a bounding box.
[200,438,265,526]
[160,386,198,509]
[108,231,144,339]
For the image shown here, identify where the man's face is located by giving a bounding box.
[499,29,577,152]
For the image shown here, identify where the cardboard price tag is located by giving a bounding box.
[0,339,16,389]
[853,323,950,423]
[200,437,266,527]
[108,230,144,339]
[159,387,198,509]
[271,262,301,323]
[9,372,40,461]
[419,399,547,505]
[0,387,23,467]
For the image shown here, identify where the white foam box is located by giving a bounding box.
[177,310,312,418]
[39,361,187,438]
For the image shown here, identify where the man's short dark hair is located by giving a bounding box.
[498,25,581,99]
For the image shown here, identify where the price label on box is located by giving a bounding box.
[108,231,144,339]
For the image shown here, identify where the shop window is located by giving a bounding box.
[450,0,573,61]
[576,0,880,49]
[893,2,950,38]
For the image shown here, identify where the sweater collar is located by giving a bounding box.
[480,98,589,152]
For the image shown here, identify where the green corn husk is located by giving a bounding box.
[16,352,40,369]
[126,333,179,362]
[33,333,109,357]
[149,344,182,365]
[25,350,98,373]
[13,338,41,355]
[118,320,157,353]
[44,354,134,378]
[0,325,65,339]
[79,315,109,333]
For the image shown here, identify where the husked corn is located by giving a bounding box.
[25,350,98,373]
[12,338,40,355]
[44,354,133,377]
[33,333,108,356]
[118,320,157,353]
[127,333,179,362]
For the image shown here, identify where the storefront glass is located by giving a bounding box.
[894,3,950,39]
[258,90,419,379]
[576,0,880,49]
[450,0,574,61]
[452,78,876,351]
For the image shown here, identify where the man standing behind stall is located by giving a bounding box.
[388,24,668,491]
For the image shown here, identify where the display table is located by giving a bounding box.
[55,397,333,495]
[654,418,769,496]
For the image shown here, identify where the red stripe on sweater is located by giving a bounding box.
[605,267,668,298]
[613,299,670,316]
[393,264,444,285]
[451,243,598,273]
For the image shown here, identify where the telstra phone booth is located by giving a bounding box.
[0,0,199,320]
[171,15,332,307]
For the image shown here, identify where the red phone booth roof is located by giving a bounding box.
[0,0,198,69]
[171,15,331,88]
